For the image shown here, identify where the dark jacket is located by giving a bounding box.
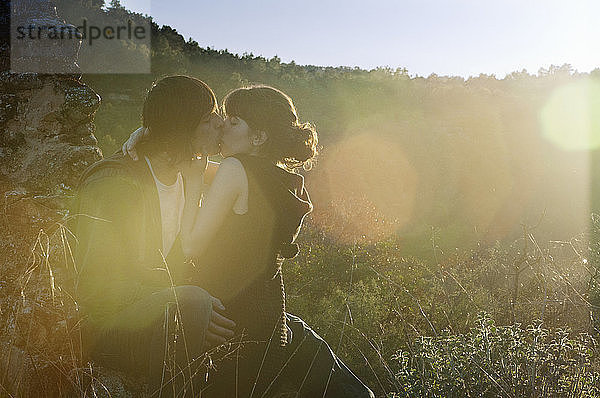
[71,152,187,328]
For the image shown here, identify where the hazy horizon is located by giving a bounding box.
[117,0,599,78]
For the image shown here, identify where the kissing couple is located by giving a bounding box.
[72,75,374,397]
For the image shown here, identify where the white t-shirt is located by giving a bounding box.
[145,157,185,256]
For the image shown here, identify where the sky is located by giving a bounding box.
[119,0,599,78]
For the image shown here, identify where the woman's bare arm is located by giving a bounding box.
[181,157,245,260]
[204,160,220,185]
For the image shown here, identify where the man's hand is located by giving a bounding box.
[122,127,149,161]
[204,295,236,350]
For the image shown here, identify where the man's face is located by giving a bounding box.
[191,111,223,156]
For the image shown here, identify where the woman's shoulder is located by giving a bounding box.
[218,156,246,173]
[212,156,248,189]
[219,154,274,176]
[204,157,245,186]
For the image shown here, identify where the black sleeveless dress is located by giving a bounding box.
[193,154,312,396]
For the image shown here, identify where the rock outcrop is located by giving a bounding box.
[1,0,102,202]
[0,72,105,397]
[0,72,101,195]
[0,1,113,396]
[0,72,102,200]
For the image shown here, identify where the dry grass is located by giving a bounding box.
[2,190,600,397]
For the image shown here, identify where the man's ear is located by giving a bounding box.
[251,130,268,147]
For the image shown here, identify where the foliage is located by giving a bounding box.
[1,197,599,396]
[284,218,598,396]
[589,213,600,335]
[392,314,599,397]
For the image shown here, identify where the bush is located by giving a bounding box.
[392,313,600,397]
[285,218,598,396]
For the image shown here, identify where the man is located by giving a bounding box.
[72,75,235,397]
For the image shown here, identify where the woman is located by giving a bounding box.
[125,85,374,398]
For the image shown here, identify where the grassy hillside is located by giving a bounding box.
[6,1,594,396]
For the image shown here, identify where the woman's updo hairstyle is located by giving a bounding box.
[222,85,318,169]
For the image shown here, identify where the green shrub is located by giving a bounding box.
[392,313,600,398]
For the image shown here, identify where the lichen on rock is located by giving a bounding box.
[0,72,102,200]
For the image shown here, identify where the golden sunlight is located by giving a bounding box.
[310,134,418,244]
[540,79,600,151]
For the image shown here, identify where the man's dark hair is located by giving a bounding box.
[139,75,217,163]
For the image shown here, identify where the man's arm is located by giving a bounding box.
[73,173,147,323]
[73,168,236,347]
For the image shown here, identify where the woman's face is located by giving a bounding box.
[219,115,254,157]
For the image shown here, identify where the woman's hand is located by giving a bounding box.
[122,127,150,161]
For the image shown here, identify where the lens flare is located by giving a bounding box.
[540,79,600,151]
[309,134,418,244]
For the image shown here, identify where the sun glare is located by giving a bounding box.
[540,79,600,151]
[311,134,418,244]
